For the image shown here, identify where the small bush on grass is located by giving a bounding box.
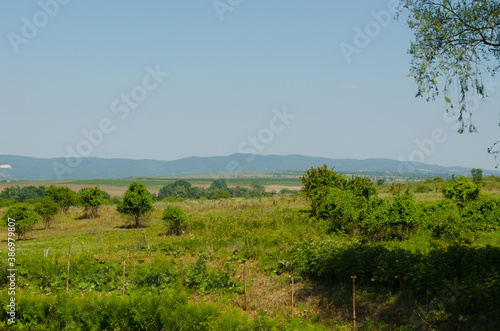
[34,197,60,229]
[2,202,39,239]
[162,205,189,235]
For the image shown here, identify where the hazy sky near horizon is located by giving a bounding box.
[1,0,500,170]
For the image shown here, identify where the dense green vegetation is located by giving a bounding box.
[118,182,155,228]
[156,179,275,200]
[1,170,500,329]
[59,176,303,191]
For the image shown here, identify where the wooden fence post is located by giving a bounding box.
[291,275,295,318]
[66,246,71,293]
[243,263,247,311]
[180,259,183,289]
[122,261,126,296]
[351,276,356,330]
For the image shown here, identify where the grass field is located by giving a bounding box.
[1,175,500,329]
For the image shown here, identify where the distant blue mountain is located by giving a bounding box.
[0,154,496,181]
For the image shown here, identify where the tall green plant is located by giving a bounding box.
[162,205,189,235]
[34,197,59,229]
[2,202,39,239]
[77,187,104,218]
[45,185,77,212]
[300,165,346,215]
[118,182,154,228]
[442,175,480,207]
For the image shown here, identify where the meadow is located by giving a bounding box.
[0,174,499,330]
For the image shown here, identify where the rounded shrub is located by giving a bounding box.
[162,205,188,235]
[2,202,39,239]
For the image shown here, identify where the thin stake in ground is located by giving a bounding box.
[243,263,247,311]
[291,275,295,318]
[351,276,356,330]
[122,261,126,296]
[66,246,71,293]
[180,259,183,289]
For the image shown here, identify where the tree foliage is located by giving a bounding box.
[471,168,483,184]
[77,187,104,218]
[117,182,154,228]
[300,165,346,215]
[2,202,39,239]
[400,0,500,134]
[162,205,189,235]
[209,179,228,191]
[0,185,46,201]
[345,176,377,200]
[45,185,77,212]
[442,175,481,206]
[34,197,60,229]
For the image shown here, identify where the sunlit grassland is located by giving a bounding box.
[2,175,500,329]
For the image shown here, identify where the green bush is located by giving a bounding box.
[344,176,377,200]
[77,187,104,218]
[386,191,421,227]
[45,185,77,212]
[2,202,39,239]
[34,197,60,229]
[414,185,432,193]
[300,165,346,215]
[461,196,500,227]
[442,175,480,206]
[118,182,154,228]
[316,187,366,230]
[292,240,500,316]
[162,205,189,235]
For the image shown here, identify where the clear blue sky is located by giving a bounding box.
[1,0,499,170]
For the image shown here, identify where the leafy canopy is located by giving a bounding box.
[300,165,346,214]
[78,187,104,218]
[471,168,483,185]
[118,182,154,227]
[34,197,60,229]
[162,205,189,235]
[45,185,77,212]
[442,175,481,206]
[2,202,40,239]
[210,179,228,191]
[400,0,500,140]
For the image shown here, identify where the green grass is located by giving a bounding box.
[2,175,500,329]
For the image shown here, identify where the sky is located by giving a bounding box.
[1,0,500,171]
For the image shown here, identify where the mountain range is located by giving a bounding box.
[0,154,496,181]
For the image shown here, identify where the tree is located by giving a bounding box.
[471,168,483,185]
[162,205,189,235]
[157,180,195,200]
[345,177,377,200]
[2,203,39,239]
[0,185,46,201]
[117,182,154,228]
[442,175,480,206]
[45,185,77,212]
[216,190,231,199]
[316,187,366,229]
[400,1,500,148]
[77,187,104,218]
[34,197,60,229]
[300,165,346,215]
[250,182,266,196]
[210,179,228,191]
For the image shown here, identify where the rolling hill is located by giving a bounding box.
[0,154,496,181]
